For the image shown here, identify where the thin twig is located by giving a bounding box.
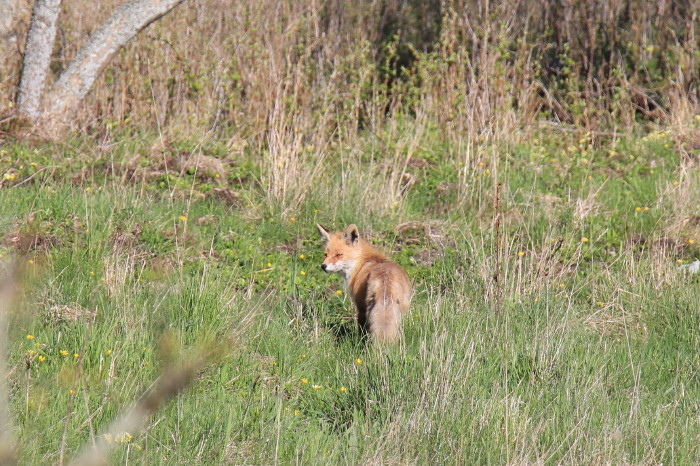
[11,166,62,188]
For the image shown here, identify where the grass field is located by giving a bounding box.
[1,123,699,464]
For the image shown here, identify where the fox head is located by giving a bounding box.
[317,224,361,279]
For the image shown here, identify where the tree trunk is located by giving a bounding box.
[37,0,187,136]
[16,0,62,122]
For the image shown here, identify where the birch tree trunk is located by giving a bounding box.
[17,0,187,137]
[16,0,62,121]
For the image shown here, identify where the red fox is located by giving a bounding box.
[317,224,412,343]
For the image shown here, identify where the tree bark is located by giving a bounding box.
[37,0,187,136]
[16,0,62,121]
[0,0,23,39]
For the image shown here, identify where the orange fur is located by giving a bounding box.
[317,224,412,343]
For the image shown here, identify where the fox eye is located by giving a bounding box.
[335,253,343,258]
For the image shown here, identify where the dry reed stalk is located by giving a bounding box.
[493,181,503,314]
[0,263,18,465]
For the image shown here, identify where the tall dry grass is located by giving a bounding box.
[0,0,698,211]
[1,0,698,137]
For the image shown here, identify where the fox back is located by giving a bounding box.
[317,224,412,343]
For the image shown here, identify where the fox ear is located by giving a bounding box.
[344,224,360,245]
[316,224,332,243]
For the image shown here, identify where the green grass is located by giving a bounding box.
[1,126,699,464]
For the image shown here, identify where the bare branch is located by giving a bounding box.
[38,0,187,135]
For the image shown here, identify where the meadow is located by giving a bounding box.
[1,0,700,463]
[1,120,699,464]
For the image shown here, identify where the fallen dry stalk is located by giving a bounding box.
[69,342,229,466]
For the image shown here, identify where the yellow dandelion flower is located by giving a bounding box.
[115,432,133,443]
[673,181,679,186]
[558,283,565,289]
[676,259,683,264]
[290,217,296,222]
[267,262,272,268]
[339,386,347,392]
[581,237,589,243]
[26,350,35,356]
[355,358,362,365]
[74,353,80,358]
[534,297,539,303]
[60,350,69,356]
[68,389,75,395]
[294,409,300,416]
[38,355,46,362]
[106,349,113,355]
[179,216,187,222]
[391,201,399,206]
[635,207,642,212]
[27,259,34,265]
[484,169,491,176]
[299,254,305,259]
[300,271,306,276]
[517,251,525,257]
[689,239,695,245]
[313,209,319,214]
[300,378,308,384]
[312,385,322,390]
[336,289,343,295]
[26,334,35,340]
[643,206,650,211]
[597,302,604,307]
[301,354,306,358]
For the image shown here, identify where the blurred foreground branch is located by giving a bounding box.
[0,263,18,465]
[69,340,229,466]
